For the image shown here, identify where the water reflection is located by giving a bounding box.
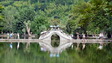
[0,43,112,63]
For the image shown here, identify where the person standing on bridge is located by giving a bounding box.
[99,32,104,39]
[7,33,9,39]
[9,33,14,39]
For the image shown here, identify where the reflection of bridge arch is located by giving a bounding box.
[39,29,72,54]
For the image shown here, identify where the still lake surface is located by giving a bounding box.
[0,42,112,63]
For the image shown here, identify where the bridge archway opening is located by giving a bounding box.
[51,34,60,47]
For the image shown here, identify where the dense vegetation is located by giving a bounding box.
[0,0,111,35]
[0,0,112,63]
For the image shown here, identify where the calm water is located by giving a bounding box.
[0,43,112,63]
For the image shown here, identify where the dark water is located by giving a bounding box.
[0,43,112,63]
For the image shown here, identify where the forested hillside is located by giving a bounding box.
[0,0,111,35]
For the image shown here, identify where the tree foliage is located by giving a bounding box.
[70,0,112,34]
[0,5,4,32]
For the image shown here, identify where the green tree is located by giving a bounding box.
[70,0,112,34]
[16,7,35,33]
[69,2,93,34]
[3,5,19,32]
[31,16,49,36]
[0,5,4,32]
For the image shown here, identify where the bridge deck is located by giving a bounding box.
[0,39,111,43]
[0,39,42,43]
[72,39,112,43]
